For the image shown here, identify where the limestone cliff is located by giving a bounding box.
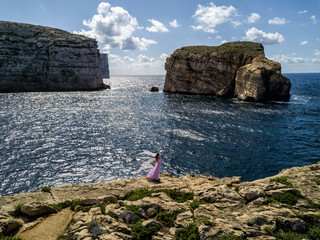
[164,41,291,102]
[0,21,106,92]
[1,163,320,239]
[100,53,110,78]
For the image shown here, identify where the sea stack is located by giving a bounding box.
[164,41,291,102]
[0,21,106,92]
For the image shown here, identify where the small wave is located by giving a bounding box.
[170,129,207,141]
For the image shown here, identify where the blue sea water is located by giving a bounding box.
[0,73,319,196]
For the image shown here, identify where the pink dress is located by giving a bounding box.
[147,158,161,180]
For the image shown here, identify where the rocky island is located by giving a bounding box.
[164,41,291,102]
[1,163,320,239]
[0,21,107,92]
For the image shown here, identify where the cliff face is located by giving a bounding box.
[0,21,105,92]
[100,53,110,78]
[164,41,291,102]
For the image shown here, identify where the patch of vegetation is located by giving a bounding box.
[174,223,200,240]
[9,203,23,217]
[57,233,73,240]
[210,233,241,240]
[124,188,154,201]
[88,218,108,238]
[190,200,207,211]
[125,205,141,215]
[160,189,194,203]
[268,190,304,206]
[107,211,119,220]
[307,199,320,209]
[269,176,294,188]
[156,209,185,227]
[49,200,81,211]
[0,237,22,240]
[41,186,51,192]
[131,220,161,240]
[172,41,263,58]
[124,188,194,203]
[98,204,106,215]
[198,217,214,227]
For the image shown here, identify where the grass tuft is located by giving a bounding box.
[269,176,293,188]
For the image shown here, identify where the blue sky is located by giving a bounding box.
[1,0,319,74]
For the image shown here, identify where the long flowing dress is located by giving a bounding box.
[147,158,161,181]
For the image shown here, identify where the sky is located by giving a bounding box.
[0,0,319,75]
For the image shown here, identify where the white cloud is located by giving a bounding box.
[75,2,156,51]
[221,40,228,44]
[270,54,320,64]
[160,53,168,59]
[268,17,287,25]
[146,19,169,32]
[248,13,260,23]
[192,2,237,33]
[169,19,179,28]
[243,27,285,45]
[300,41,308,45]
[216,35,222,39]
[232,20,242,27]
[311,15,317,24]
[314,49,320,57]
[298,10,308,14]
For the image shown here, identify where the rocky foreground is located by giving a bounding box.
[1,163,320,239]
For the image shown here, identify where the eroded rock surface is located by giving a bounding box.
[0,21,106,92]
[164,41,291,102]
[0,163,319,239]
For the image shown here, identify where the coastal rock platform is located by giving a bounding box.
[1,163,320,239]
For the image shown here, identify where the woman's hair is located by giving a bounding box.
[155,153,160,159]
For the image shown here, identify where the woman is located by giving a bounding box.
[147,153,161,182]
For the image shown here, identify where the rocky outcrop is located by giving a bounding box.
[0,21,106,92]
[164,41,291,102]
[235,57,291,102]
[100,53,110,78]
[1,163,320,239]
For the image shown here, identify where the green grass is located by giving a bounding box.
[189,200,207,211]
[210,233,241,240]
[269,176,293,188]
[268,190,304,206]
[198,217,214,227]
[49,200,81,211]
[124,188,194,203]
[0,237,22,240]
[156,209,185,227]
[131,220,161,240]
[172,41,263,58]
[174,223,200,240]
[107,211,119,220]
[125,205,141,215]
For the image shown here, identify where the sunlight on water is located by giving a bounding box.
[0,74,319,195]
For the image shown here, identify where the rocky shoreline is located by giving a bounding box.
[1,163,320,239]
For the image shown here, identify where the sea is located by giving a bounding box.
[0,73,319,196]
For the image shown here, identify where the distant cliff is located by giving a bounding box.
[0,21,106,92]
[164,41,291,102]
[100,53,110,78]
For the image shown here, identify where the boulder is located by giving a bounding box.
[235,57,291,102]
[150,86,159,92]
[0,21,106,92]
[21,202,57,216]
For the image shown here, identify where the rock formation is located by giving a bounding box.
[164,41,291,102]
[0,21,106,92]
[1,163,320,239]
[100,53,110,78]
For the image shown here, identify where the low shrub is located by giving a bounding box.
[0,237,22,240]
[190,200,207,211]
[269,176,293,188]
[160,189,194,203]
[124,188,153,201]
[50,200,81,211]
[131,220,161,240]
[174,223,200,240]
[41,186,51,192]
[125,205,141,215]
[107,211,119,219]
[210,233,241,240]
[268,190,304,206]
[9,204,23,217]
[156,209,184,227]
